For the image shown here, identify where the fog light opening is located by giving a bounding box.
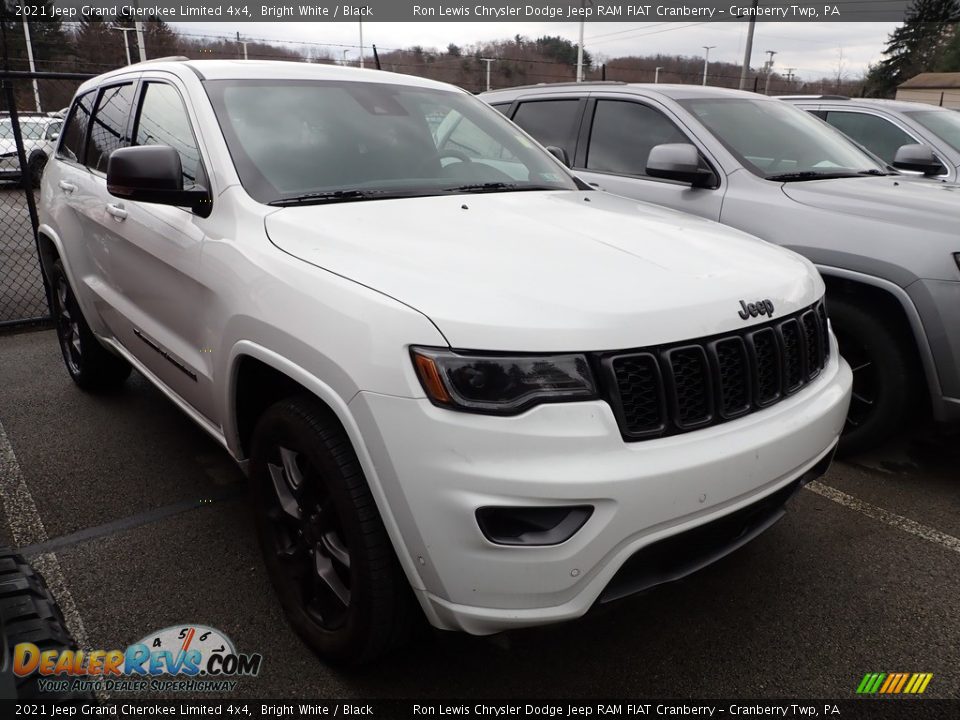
[476,505,593,546]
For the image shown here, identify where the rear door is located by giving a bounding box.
[573,96,725,220]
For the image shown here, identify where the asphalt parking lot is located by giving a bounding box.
[0,327,958,702]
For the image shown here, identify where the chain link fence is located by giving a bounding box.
[0,71,92,328]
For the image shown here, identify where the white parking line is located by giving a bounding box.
[0,418,90,650]
[806,480,960,555]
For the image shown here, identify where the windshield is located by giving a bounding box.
[677,97,886,180]
[205,79,577,204]
[905,110,960,154]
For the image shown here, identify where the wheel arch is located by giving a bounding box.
[817,266,939,410]
[226,342,429,598]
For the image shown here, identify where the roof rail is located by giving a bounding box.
[778,94,849,100]
[485,80,627,92]
[135,56,190,65]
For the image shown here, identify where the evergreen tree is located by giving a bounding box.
[865,0,960,96]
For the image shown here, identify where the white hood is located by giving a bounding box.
[265,191,822,351]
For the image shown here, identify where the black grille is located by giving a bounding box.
[602,300,830,441]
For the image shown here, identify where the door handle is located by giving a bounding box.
[58,181,77,194]
[106,203,128,221]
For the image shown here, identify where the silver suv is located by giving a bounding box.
[0,114,62,187]
[482,83,960,453]
[782,96,960,183]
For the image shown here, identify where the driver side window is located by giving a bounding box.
[587,100,691,177]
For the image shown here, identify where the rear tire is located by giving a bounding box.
[50,259,131,392]
[829,298,914,457]
[250,397,417,665]
[0,548,93,699]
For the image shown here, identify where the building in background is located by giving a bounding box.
[896,73,960,109]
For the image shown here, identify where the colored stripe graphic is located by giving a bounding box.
[857,672,932,694]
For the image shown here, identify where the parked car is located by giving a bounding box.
[482,82,960,454]
[39,60,850,664]
[0,113,62,187]
[781,95,960,183]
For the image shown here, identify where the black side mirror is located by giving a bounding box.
[107,145,211,216]
[892,143,944,176]
[545,145,570,167]
[646,143,716,188]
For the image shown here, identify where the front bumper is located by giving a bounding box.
[349,343,851,635]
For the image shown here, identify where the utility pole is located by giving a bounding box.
[763,50,777,95]
[359,20,364,68]
[134,20,147,62]
[112,27,136,65]
[702,46,716,86]
[236,32,249,60]
[785,67,795,87]
[738,0,758,90]
[20,3,41,112]
[481,58,495,92]
[576,1,585,82]
[655,66,663,83]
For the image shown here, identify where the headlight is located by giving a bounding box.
[411,347,597,414]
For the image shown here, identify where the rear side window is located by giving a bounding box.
[133,82,203,188]
[86,83,136,173]
[823,111,917,166]
[587,100,689,176]
[512,100,581,158]
[57,91,95,164]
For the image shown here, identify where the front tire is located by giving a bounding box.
[829,298,914,456]
[50,259,131,392]
[250,397,416,665]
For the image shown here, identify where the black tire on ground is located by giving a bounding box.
[0,548,93,700]
[28,154,47,189]
[49,259,131,392]
[250,396,418,665]
[829,297,915,457]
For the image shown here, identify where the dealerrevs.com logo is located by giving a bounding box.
[14,624,263,694]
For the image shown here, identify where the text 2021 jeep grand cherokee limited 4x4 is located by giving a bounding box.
[37,60,851,664]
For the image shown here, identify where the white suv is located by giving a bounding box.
[38,60,851,664]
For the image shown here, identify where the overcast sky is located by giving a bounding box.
[173,21,899,80]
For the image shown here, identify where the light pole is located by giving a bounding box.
[134,20,147,62]
[702,46,716,86]
[576,0,592,82]
[763,50,777,95]
[738,0,758,90]
[481,58,495,92]
[342,49,353,66]
[19,3,41,111]
[654,66,663,83]
[112,27,136,65]
[359,20,364,68]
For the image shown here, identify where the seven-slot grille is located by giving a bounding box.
[601,300,830,441]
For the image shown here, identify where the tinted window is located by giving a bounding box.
[490,103,510,115]
[134,83,203,187]
[86,83,136,173]
[57,92,94,163]
[587,100,689,176]
[512,100,581,158]
[904,110,960,154]
[679,98,884,178]
[824,111,917,165]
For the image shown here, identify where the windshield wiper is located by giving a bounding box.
[764,170,866,182]
[269,189,404,207]
[443,182,560,194]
